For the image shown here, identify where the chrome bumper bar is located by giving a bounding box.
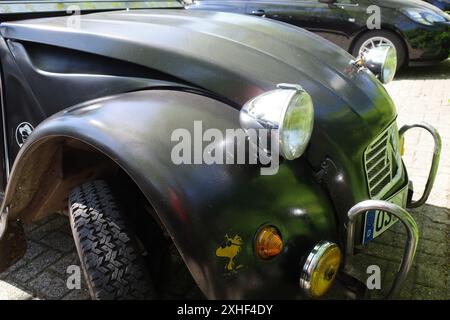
[399,122,442,208]
[344,200,419,299]
[339,122,440,299]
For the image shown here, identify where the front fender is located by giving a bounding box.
[1,90,338,299]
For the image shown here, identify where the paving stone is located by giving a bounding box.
[416,252,448,268]
[28,272,69,300]
[23,240,45,261]
[0,258,27,279]
[421,225,447,242]
[62,288,90,300]
[23,214,57,233]
[364,242,404,263]
[374,229,406,248]
[41,232,75,253]
[27,216,68,241]
[416,265,448,289]
[49,252,81,275]
[10,249,62,284]
[412,284,449,300]
[419,239,447,257]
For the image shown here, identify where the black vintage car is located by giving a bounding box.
[188,0,450,68]
[0,0,441,299]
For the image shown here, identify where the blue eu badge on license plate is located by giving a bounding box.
[362,186,407,245]
[363,209,397,244]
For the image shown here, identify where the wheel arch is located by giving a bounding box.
[1,89,339,299]
[1,89,244,298]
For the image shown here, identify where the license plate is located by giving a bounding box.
[362,186,408,245]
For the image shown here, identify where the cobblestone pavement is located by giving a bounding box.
[0,61,449,300]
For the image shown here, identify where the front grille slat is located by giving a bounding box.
[367,134,389,157]
[364,123,402,199]
[370,170,391,191]
[368,163,390,184]
[366,145,388,168]
[367,156,388,178]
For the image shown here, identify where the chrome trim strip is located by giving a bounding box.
[344,200,419,299]
[399,122,441,208]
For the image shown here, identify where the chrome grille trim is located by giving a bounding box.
[364,122,402,199]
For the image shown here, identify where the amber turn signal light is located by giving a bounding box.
[256,226,283,259]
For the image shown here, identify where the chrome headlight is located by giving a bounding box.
[363,45,397,84]
[401,7,449,25]
[239,84,314,160]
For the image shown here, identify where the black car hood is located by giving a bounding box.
[370,0,445,12]
[1,9,396,188]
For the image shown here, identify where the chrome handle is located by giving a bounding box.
[399,122,441,208]
[344,200,418,299]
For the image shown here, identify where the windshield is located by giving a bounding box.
[0,0,184,15]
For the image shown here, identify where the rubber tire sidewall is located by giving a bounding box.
[68,180,155,300]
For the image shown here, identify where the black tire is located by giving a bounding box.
[351,30,407,70]
[68,180,155,300]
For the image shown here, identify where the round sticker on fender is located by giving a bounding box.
[16,122,34,147]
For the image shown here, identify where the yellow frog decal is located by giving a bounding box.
[215,234,244,272]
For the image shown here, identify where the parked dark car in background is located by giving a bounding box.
[188,0,450,68]
[425,0,450,12]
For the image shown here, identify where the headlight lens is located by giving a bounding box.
[280,89,314,160]
[363,45,397,84]
[240,84,314,160]
[299,241,341,298]
[382,45,397,84]
[401,8,448,25]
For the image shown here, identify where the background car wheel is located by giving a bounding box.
[352,30,406,70]
[69,180,155,300]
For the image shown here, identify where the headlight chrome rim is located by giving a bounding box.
[299,240,341,298]
[239,83,314,161]
[363,44,397,84]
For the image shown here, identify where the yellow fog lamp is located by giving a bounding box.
[299,241,341,298]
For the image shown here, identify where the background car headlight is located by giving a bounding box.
[401,8,449,25]
[363,45,397,84]
[299,241,341,298]
[239,84,314,160]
